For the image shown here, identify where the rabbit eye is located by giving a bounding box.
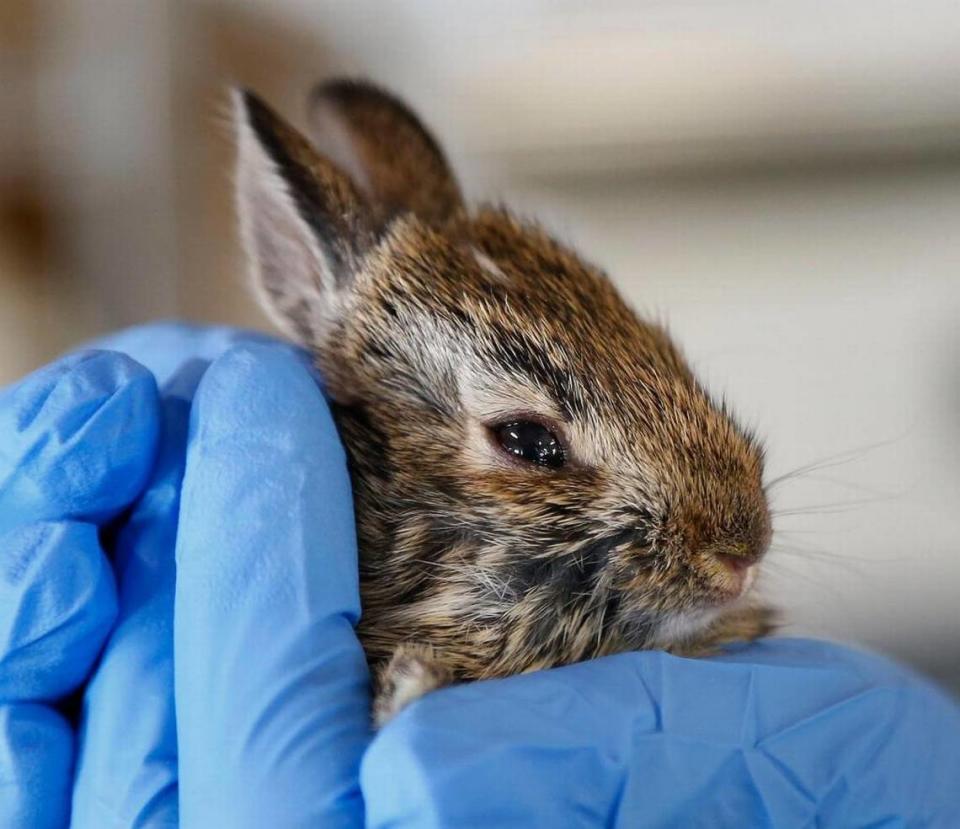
[493,420,565,469]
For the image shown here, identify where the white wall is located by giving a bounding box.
[504,166,960,691]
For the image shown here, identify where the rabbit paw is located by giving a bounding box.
[373,643,454,727]
[672,604,778,657]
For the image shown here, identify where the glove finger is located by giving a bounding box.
[84,321,274,389]
[0,704,73,829]
[71,364,208,829]
[176,343,370,829]
[0,521,117,702]
[0,351,160,535]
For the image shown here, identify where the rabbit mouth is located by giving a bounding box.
[611,558,760,647]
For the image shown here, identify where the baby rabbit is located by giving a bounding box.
[232,80,774,725]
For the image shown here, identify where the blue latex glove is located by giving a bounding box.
[69,323,268,827]
[365,640,960,826]
[67,323,371,828]
[0,348,161,827]
[5,322,960,827]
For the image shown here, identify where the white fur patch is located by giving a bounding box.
[471,247,509,283]
[375,649,449,727]
[650,607,722,649]
[385,664,436,714]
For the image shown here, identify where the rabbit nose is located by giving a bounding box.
[712,542,763,574]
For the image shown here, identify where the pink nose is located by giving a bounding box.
[714,544,762,574]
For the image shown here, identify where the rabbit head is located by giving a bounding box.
[233,80,772,682]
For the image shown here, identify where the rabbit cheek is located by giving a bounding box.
[484,527,645,665]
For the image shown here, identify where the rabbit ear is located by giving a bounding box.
[233,88,377,344]
[306,79,463,226]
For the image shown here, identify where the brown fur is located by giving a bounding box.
[233,80,774,723]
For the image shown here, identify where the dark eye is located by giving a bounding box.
[493,420,566,469]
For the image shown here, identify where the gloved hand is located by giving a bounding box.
[69,323,277,828]
[67,323,370,828]
[4,322,960,828]
[0,346,161,827]
[365,639,960,827]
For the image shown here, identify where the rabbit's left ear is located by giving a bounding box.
[306,79,464,226]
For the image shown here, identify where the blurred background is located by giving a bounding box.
[2,1,958,691]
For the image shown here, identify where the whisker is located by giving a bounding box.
[780,473,897,498]
[759,558,850,596]
[763,432,909,492]
[769,541,908,565]
[770,492,895,518]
